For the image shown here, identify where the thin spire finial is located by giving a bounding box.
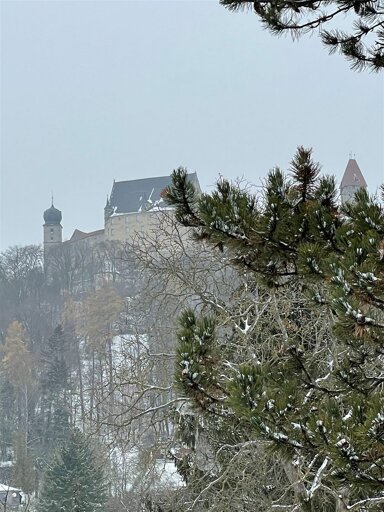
[51,191,54,206]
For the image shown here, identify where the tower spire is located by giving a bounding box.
[340,157,367,203]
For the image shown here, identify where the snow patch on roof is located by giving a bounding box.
[0,484,21,492]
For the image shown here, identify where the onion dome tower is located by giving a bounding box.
[43,200,62,252]
[340,157,367,204]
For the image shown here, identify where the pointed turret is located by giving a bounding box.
[104,195,113,222]
[340,158,367,204]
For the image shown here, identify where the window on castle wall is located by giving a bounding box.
[50,228,54,234]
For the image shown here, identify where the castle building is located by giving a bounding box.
[43,172,201,250]
[340,158,367,204]
[44,160,368,254]
[104,173,200,242]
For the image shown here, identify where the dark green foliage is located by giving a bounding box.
[220,0,384,71]
[37,325,71,453]
[175,310,225,409]
[163,168,202,226]
[168,147,384,509]
[38,429,107,512]
[41,325,69,398]
[167,148,341,286]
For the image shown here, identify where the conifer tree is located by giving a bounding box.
[40,325,69,398]
[220,1,384,71]
[165,148,384,510]
[38,429,107,512]
[36,325,71,455]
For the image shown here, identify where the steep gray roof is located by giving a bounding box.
[340,159,367,189]
[108,172,200,214]
[68,229,104,242]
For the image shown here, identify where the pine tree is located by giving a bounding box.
[165,148,384,510]
[38,429,107,512]
[41,325,70,434]
[31,325,71,461]
[41,325,69,399]
[220,1,384,71]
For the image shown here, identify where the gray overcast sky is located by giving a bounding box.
[1,1,383,250]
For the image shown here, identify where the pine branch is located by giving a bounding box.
[220,0,384,70]
[163,167,203,227]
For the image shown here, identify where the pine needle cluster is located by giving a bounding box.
[167,147,384,509]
